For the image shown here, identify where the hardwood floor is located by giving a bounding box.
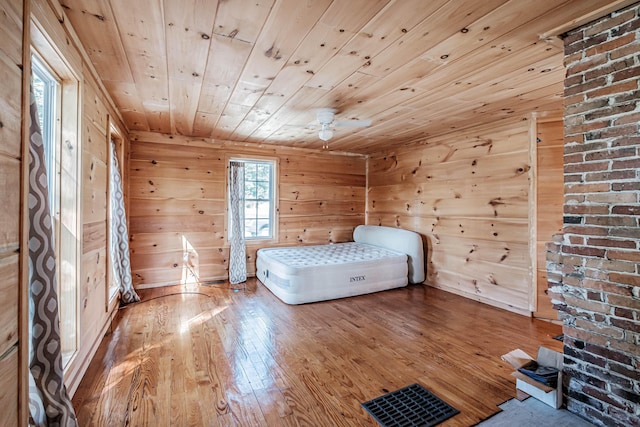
[71,280,562,426]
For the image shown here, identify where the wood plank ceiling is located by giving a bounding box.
[61,0,629,154]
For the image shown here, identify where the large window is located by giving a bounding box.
[229,159,276,240]
[30,44,80,370]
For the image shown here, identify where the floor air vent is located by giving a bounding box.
[361,383,459,427]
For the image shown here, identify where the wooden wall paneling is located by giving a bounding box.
[127,197,226,218]
[0,157,21,254]
[83,76,108,135]
[368,213,530,245]
[129,133,367,288]
[0,254,19,357]
[133,262,230,288]
[108,0,170,133]
[59,1,627,155]
[0,0,22,67]
[129,231,224,254]
[304,0,447,91]
[132,248,227,272]
[129,214,225,235]
[429,248,529,293]
[429,234,530,270]
[0,28,21,422]
[534,119,564,320]
[60,0,149,132]
[129,176,224,200]
[212,0,274,43]
[0,341,19,427]
[82,220,107,254]
[31,0,82,75]
[541,0,640,38]
[321,5,566,151]
[229,0,390,140]
[81,154,108,224]
[300,0,527,129]
[58,1,134,83]
[83,114,108,162]
[212,0,333,139]
[429,269,531,315]
[367,118,533,314]
[280,183,365,202]
[417,0,561,66]
[360,0,512,79]
[248,86,335,143]
[130,139,224,162]
[0,54,23,159]
[130,159,226,182]
[194,35,253,136]
[0,0,25,423]
[278,224,359,245]
[280,199,363,216]
[368,150,529,188]
[80,244,107,328]
[163,0,218,135]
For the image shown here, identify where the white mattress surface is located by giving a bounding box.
[256,242,408,304]
[261,242,403,269]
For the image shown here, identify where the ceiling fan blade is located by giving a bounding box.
[334,119,372,127]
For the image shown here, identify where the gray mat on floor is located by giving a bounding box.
[476,397,595,427]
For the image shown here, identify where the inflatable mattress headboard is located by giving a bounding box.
[353,225,425,284]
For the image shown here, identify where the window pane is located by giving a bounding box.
[245,163,257,181]
[256,180,270,199]
[257,163,270,180]
[244,200,256,216]
[257,219,270,237]
[230,159,275,240]
[257,201,270,218]
[244,219,257,237]
[32,75,46,132]
[245,180,257,199]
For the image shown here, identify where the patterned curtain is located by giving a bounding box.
[109,141,140,304]
[229,161,246,284]
[28,86,77,426]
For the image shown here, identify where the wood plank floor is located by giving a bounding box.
[71,279,562,426]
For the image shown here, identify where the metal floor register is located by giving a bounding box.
[361,383,460,427]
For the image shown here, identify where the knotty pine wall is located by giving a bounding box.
[368,118,533,315]
[534,119,564,319]
[128,132,366,288]
[0,0,23,423]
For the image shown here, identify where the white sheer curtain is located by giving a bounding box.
[229,161,247,284]
[109,140,140,304]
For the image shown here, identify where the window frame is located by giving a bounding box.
[30,21,82,372]
[226,155,279,244]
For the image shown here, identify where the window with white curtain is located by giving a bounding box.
[228,159,277,240]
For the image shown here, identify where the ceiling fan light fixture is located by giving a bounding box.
[317,108,336,125]
[318,126,333,141]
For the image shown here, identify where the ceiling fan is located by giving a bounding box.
[316,108,371,148]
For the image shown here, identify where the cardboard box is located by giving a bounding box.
[502,346,563,409]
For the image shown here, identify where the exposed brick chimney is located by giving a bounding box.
[547,3,640,426]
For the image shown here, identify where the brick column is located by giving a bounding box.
[550,3,640,426]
